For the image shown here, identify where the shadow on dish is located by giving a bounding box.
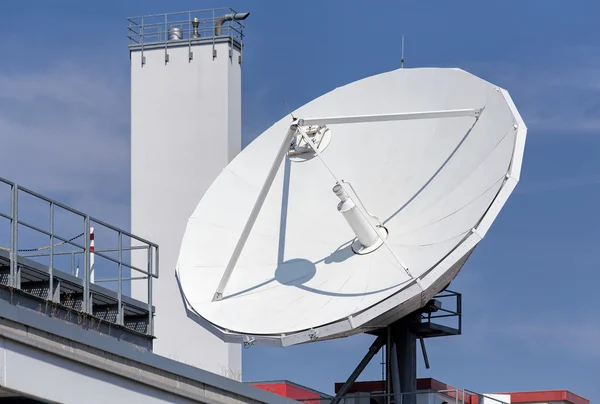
[322,241,355,264]
[275,255,409,298]
[274,258,316,286]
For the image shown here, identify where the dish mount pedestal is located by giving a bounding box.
[332,289,462,404]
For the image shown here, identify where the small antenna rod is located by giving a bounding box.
[401,35,405,68]
[282,98,296,120]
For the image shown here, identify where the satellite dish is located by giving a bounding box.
[176,67,526,347]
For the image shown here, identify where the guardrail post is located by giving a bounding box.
[49,202,55,302]
[147,246,153,336]
[83,216,91,314]
[117,232,123,325]
[457,293,462,333]
[10,184,19,289]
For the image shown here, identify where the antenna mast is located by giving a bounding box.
[401,35,405,68]
[282,98,296,120]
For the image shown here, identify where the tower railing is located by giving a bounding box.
[0,176,159,337]
[127,8,246,48]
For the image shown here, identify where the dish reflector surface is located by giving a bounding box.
[176,67,526,345]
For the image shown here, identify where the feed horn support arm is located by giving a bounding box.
[212,125,299,301]
[297,108,483,127]
[211,106,483,301]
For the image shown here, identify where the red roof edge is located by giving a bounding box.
[493,390,590,404]
[250,380,331,401]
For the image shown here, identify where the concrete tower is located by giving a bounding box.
[128,9,249,378]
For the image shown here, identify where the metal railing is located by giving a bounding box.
[420,289,462,333]
[0,176,159,336]
[293,388,511,404]
[127,8,246,47]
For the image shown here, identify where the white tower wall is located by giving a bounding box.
[130,37,242,377]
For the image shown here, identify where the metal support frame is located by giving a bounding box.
[418,289,463,335]
[333,290,463,403]
[393,314,419,404]
[333,321,419,404]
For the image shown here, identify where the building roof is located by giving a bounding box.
[0,297,297,404]
[333,378,590,404]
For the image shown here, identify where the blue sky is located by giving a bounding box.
[0,0,598,402]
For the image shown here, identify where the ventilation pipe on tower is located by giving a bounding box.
[214,12,250,36]
[168,26,183,41]
[191,18,201,38]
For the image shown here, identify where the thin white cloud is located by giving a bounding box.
[0,62,130,230]
[499,319,600,359]
[444,313,600,360]
[516,174,600,195]
[461,46,600,135]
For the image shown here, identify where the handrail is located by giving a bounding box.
[0,177,159,336]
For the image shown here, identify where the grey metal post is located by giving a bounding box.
[147,246,153,335]
[49,202,54,302]
[140,16,145,66]
[457,293,462,333]
[117,232,123,325]
[83,216,90,314]
[391,342,402,404]
[419,337,430,369]
[188,11,192,62]
[393,314,418,404]
[154,244,159,278]
[386,327,392,404]
[163,13,168,64]
[212,8,216,59]
[10,184,19,289]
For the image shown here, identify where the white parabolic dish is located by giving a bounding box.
[176,67,527,347]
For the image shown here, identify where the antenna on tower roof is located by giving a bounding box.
[401,35,405,68]
[282,98,296,120]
